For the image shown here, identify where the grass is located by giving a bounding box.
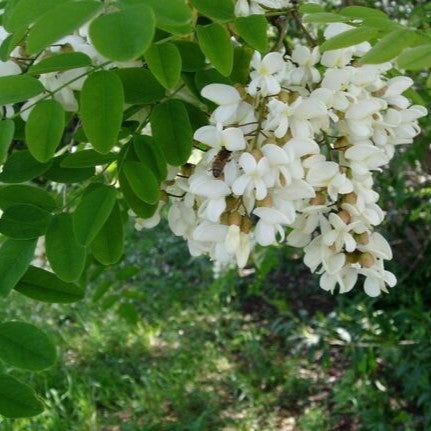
[0,220,429,430]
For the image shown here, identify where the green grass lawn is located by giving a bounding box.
[0,222,429,430]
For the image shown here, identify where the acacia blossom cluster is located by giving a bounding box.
[136,23,427,297]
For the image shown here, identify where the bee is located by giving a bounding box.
[212,148,232,178]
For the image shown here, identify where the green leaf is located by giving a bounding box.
[303,12,349,23]
[0,185,57,212]
[28,52,91,75]
[0,204,51,240]
[123,161,160,204]
[44,155,95,183]
[115,68,165,104]
[119,172,158,218]
[230,46,253,85]
[145,42,182,89]
[133,135,167,182]
[3,0,70,32]
[89,5,155,62]
[15,265,85,303]
[298,4,324,14]
[91,201,124,265]
[320,27,378,52]
[0,150,52,183]
[196,23,234,76]
[46,214,86,282]
[150,100,193,166]
[80,71,124,154]
[175,41,206,72]
[0,321,56,371]
[339,6,388,19]
[139,0,192,34]
[361,29,418,64]
[235,15,268,53]
[0,374,44,418]
[117,303,139,325]
[195,68,232,92]
[25,100,65,163]
[60,150,117,168]
[0,119,15,163]
[0,239,36,297]
[73,184,117,246]
[26,1,102,55]
[0,28,27,62]
[191,0,234,22]
[0,75,44,105]
[397,44,431,70]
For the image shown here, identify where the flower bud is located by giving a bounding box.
[220,212,229,225]
[279,90,290,103]
[228,211,242,226]
[334,136,350,151]
[159,190,169,203]
[342,192,357,205]
[310,192,326,206]
[251,149,263,161]
[234,84,247,99]
[359,252,375,268]
[355,232,370,245]
[264,137,278,146]
[257,195,272,207]
[226,196,239,212]
[165,180,176,186]
[288,92,300,104]
[241,216,253,234]
[181,163,194,177]
[338,210,351,225]
[346,252,360,264]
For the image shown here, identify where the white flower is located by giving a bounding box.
[320,268,358,294]
[168,202,196,237]
[249,52,284,96]
[359,259,397,297]
[289,46,321,85]
[264,97,302,138]
[194,123,246,151]
[304,235,346,275]
[224,225,252,268]
[253,206,291,246]
[344,143,389,176]
[322,213,362,253]
[232,152,271,200]
[134,202,165,230]
[201,84,242,124]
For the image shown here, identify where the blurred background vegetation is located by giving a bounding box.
[1,0,431,430]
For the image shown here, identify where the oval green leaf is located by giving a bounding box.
[191,0,234,22]
[46,213,86,282]
[115,68,165,104]
[133,135,167,181]
[145,42,182,89]
[196,23,234,76]
[123,161,160,204]
[0,374,44,418]
[397,44,431,70]
[0,150,52,183]
[175,41,206,72]
[89,5,155,61]
[0,75,44,106]
[235,15,268,53]
[91,201,124,265]
[0,204,52,240]
[303,12,350,23]
[73,184,117,246]
[15,265,85,303]
[0,239,36,297]
[28,52,91,75]
[80,71,124,154]
[0,321,56,371]
[0,185,57,212]
[26,100,65,163]
[320,26,378,52]
[361,30,418,64]
[60,150,117,168]
[44,155,95,183]
[150,100,193,166]
[26,0,102,55]
[0,119,15,163]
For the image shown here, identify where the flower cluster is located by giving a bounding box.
[136,22,427,297]
[235,0,292,17]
